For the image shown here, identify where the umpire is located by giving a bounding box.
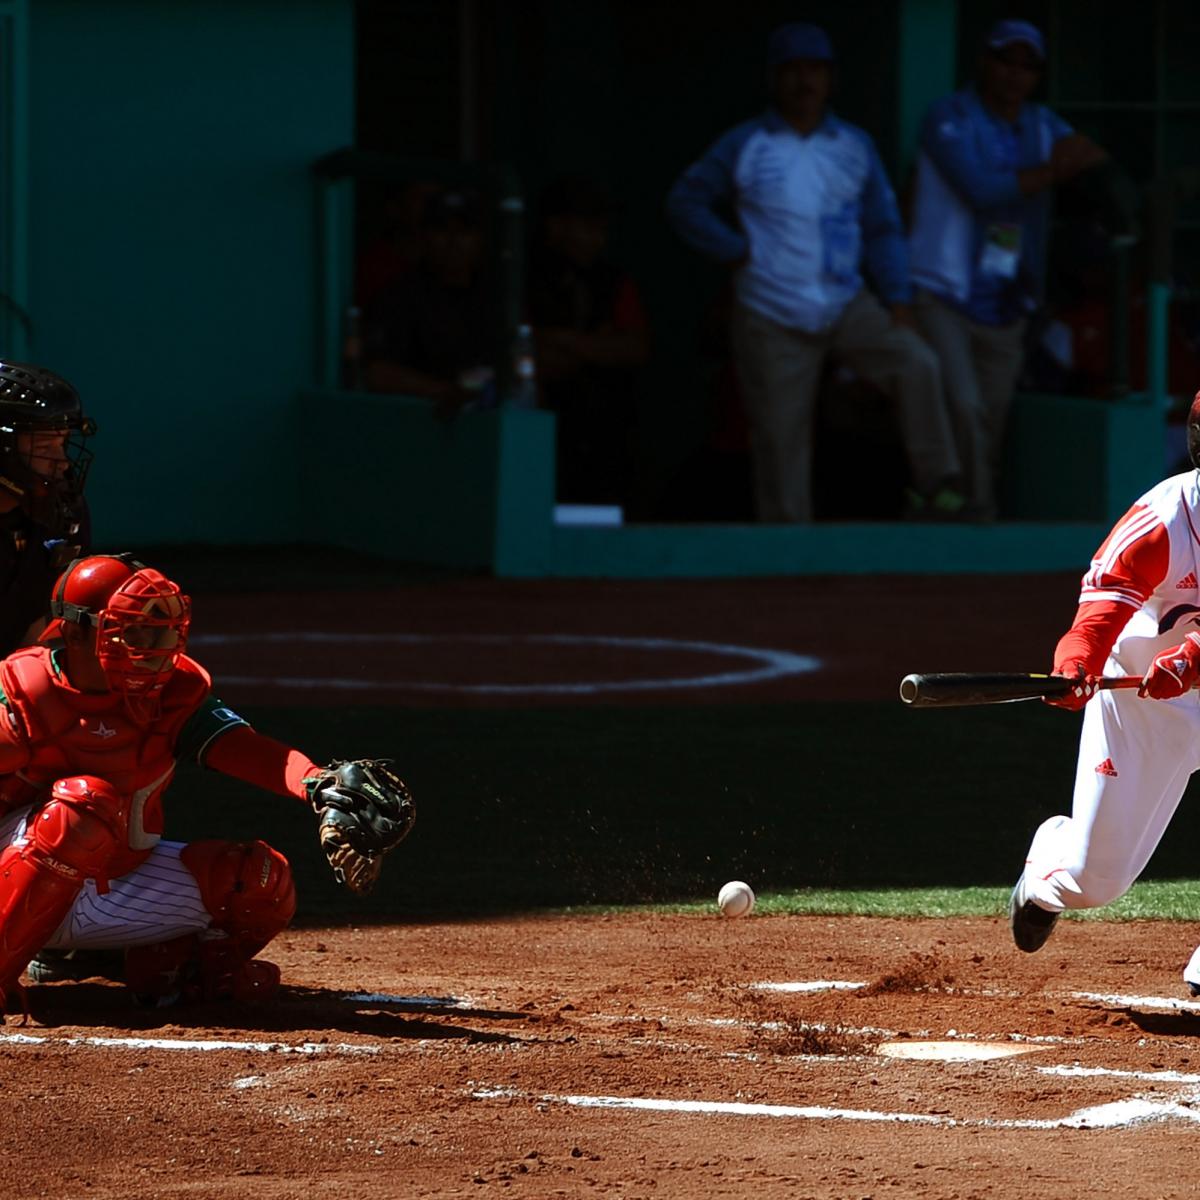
[0,361,95,652]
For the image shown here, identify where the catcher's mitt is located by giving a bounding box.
[305,759,416,894]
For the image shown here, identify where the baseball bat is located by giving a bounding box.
[898,671,1142,708]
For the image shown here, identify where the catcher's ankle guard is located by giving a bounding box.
[125,933,282,1006]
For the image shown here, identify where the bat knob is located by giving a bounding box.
[899,674,920,705]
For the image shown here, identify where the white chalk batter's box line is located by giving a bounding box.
[344,988,1063,1044]
[6,993,1199,1131]
[3,984,1174,1063]
[0,1031,380,1055]
[6,1027,1197,1133]
[753,979,1200,1015]
[469,1085,1200,1131]
[187,632,820,695]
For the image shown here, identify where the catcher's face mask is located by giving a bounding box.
[95,571,191,700]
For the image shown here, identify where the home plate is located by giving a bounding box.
[877,1041,1044,1062]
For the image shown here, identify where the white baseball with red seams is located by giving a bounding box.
[718,880,755,918]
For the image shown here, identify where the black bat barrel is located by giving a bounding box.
[899,672,1071,707]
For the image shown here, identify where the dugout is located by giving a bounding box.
[313,0,1183,575]
[2,0,1196,576]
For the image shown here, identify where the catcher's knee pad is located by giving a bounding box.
[181,839,296,954]
[0,778,125,992]
[26,776,125,880]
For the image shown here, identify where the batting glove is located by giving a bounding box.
[1044,662,1097,711]
[1140,633,1200,700]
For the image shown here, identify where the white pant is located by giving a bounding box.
[1022,687,1200,912]
[0,807,212,950]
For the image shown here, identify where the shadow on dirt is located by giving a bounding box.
[1124,1008,1200,1039]
[16,981,541,1045]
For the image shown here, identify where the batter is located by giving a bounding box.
[1012,391,1200,993]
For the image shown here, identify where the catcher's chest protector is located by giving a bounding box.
[0,649,209,872]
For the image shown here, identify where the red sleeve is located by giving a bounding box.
[1053,503,1170,675]
[1053,600,1137,676]
[204,724,320,805]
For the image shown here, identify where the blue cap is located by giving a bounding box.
[766,22,834,67]
[986,18,1045,61]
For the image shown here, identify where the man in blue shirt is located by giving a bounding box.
[666,22,963,523]
[909,18,1105,520]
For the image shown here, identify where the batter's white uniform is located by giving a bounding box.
[1022,472,1200,984]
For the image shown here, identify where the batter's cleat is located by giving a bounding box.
[1183,945,1200,997]
[1009,872,1060,953]
[26,948,125,984]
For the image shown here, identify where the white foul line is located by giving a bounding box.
[1071,991,1200,1013]
[1041,1065,1200,1085]
[472,1088,1200,1130]
[344,992,468,1009]
[188,632,819,696]
[756,982,1200,1016]
[752,980,866,993]
[0,1031,379,1055]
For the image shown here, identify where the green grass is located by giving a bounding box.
[560,881,1200,920]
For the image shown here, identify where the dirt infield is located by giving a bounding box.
[11,913,1200,1199]
[188,572,1083,708]
[12,566,1167,1197]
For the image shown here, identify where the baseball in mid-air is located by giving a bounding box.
[717,880,756,918]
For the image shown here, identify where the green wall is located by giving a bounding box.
[26,0,354,545]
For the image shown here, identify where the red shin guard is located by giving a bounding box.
[0,777,126,1004]
[123,840,296,1005]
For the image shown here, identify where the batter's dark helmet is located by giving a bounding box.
[0,361,96,534]
[1189,391,1200,470]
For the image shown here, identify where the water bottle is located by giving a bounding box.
[509,323,537,409]
[341,304,364,391]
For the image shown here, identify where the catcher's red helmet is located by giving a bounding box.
[49,554,190,702]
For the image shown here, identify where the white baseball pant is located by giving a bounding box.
[0,806,211,949]
[1022,686,1200,912]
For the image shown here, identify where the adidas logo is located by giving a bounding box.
[1178,572,1198,590]
[1095,758,1119,777]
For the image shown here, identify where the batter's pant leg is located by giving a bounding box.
[832,288,959,497]
[729,301,827,522]
[1022,688,1200,911]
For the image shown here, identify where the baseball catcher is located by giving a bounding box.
[0,553,415,1013]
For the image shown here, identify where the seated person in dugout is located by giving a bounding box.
[527,173,651,509]
[0,554,413,1015]
[362,187,496,413]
